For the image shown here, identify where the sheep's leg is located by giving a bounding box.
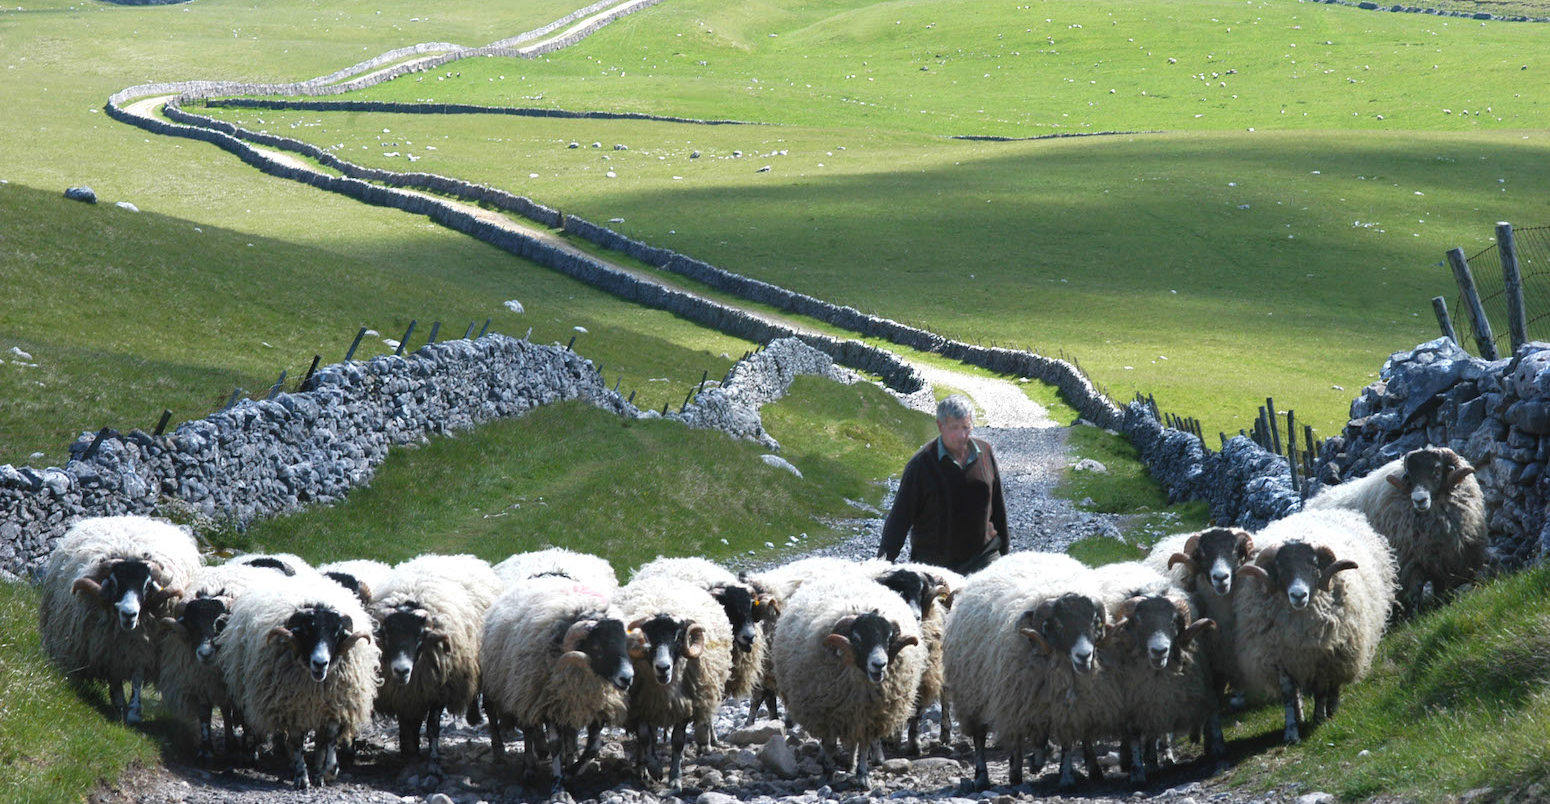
[870,738,885,765]
[196,703,215,761]
[127,672,144,724]
[319,723,341,785]
[549,726,570,795]
[1127,735,1147,785]
[109,678,128,722]
[1028,737,1049,776]
[1324,685,1341,720]
[693,718,714,752]
[906,712,922,756]
[669,721,688,787]
[1279,670,1302,744]
[1206,709,1227,760]
[1007,736,1025,787]
[487,707,506,764]
[465,694,483,726]
[1057,744,1079,788]
[1083,739,1102,782]
[284,733,310,789]
[939,698,953,745]
[220,705,236,758]
[855,740,872,789]
[424,706,444,784]
[968,724,990,791]
[636,721,662,783]
[397,712,420,758]
[1143,735,1160,773]
[817,738,835,778]
[567,723,604,776]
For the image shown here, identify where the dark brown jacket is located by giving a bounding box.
[877,437,1009,574]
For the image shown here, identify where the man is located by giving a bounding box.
[876,394,1009,575]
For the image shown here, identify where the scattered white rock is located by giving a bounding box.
[114,201,139,212]
[760,454,802,477]
[503,299,524,314]
[382,338,401,349]
[1072,458,1108,473]
[1295,794,1336,804]
[573,326,588,334]
[728,720,785,746]
[756,165,771,173]
[10,347,32,361]
[758,734,799,778]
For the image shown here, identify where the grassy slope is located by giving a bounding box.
[196,0,1550,436]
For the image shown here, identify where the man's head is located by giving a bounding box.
[936,395,974,455]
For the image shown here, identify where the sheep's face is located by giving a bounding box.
[1195,528,1254,596]
[176,595,231,665]
[241,556,296,576]
[824,611,909,684]
[1391,447,1474,514]
[323,571,371,607]
[101,560,157,632]
[1247,542,1360,610]
[711,584,759,653]
[1022,593,1105,674]
[379,604,443,686]
[277,607,354,682]
[628,613,703,687]
[877,568,936,621]
[576,618,634,691]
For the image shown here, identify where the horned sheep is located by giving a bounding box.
[1144,526,1256,696]
[1305,446,1486,614]
[39,515,202,723]
[218,573,380,788]
[615,575,734,786]
[942,551,1108,789]
[1232,507,1397,744]
[495,547,619,595]
[369,553,502,782]
[772,575,924,788]
[317,558,392,606]
[480,574,634,793]
[868,561,961,753]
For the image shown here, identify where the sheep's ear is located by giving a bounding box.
[823,633,853,663]
[1180,618,1216,648]
[1386,473,1411,493]
[353,581,373,606]
[425,630,451,652]
[341,630,372,653]
[1237,564,1272,593]
[941,588,960,610]
[562,619,597,652]
[1237,532,1255,561]
[1167,553,1193,571]
[1016,609,1054,655]
[1446,466,1475,490]
[682,623,706,659]
[1183,533,1201,557]
[888,633,919,658]
[559,650,591,670]
[1320,560,1360,591]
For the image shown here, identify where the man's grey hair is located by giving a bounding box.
[936,394,975,424]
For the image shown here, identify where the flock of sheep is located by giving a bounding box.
[36,445,1489,794]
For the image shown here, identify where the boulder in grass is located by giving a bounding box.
[64,186,97,204]
[115,201,140,213]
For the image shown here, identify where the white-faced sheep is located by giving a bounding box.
[157,562,274,759]
[942,551,1108,790]
[772,575,924,788]
[1093,562,1220,784]
[218,573,380,788]
[1145,526,1256,698]
[1306,446,1486,614]
[317,558,391,606]
[629,556,776,743]
[495,547,619,595]
[370,553,502,782]
[1232,508,1397,744]
[615,576,734,787]
[39,515,202,723]
[480,574,634,793]
[869,561,961,754]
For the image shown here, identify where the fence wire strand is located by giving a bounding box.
[1454,225,1550,355]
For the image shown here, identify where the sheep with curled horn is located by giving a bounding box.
[218,573,379,788]
[480,575,633,793]
[867,560,962,754]
[1231,508,1396,744]
[741,555,858,725]
[1305,445,1486,614]
[40,515,202,723]
[942,551,1110,790]
[156,562,273,760]
[317,558,391,606]
[1145,526,1255,698]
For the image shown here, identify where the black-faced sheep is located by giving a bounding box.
[629,556,776,746]
[39,515,202,723]
[369,553,502,783]
[772,575,924,788]
[616,576,734,787]
[1306,446,1486,614]
[942,551,1107,790]
[743,555,861,724]
[317,558,391,607]
[494,547,619,595]
[479,574,634,793]
[1145,526,1255,698]
[1094,562,1220,784]
[218,574,379,788]
[1232,508,1397,744]
[869,560,961,754]
[156,562,273,759]
[226,552,313,578]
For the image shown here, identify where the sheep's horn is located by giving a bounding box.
[1167,553,1194,571]
[888,633,919,658]
[626,627,649,660]
[1386,473,1411,493]
[1320,560,1360,591]
[148,585,182,608]
[1180,617,1217,648]
[353,581,373,606]
[626,616,651,632]
[341,630,372,653]
[562,620,597,652]
[1017,608,1055,655]
[1237,532,1255,561]
[266,625,296,647]
[1256,542,1282,569]
[1183,533,1201,557]
[1115,596,1142,623]
[1019,626,1054,655]
[160,616,189,640]
[941,589,960,610]
[822,632,853,663]
[558,650,591,671]
[1237,564,1272,593]
[682,623,706,659]
[1172,595,1192,624]
[830,614,859,636]
[1446,466,1476,490]
[71,576,106,602]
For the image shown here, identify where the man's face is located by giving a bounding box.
[938,415,972,454]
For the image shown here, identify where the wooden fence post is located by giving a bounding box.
[1499,222,1527,353]
[1432,296,1459,347]
[345,327,368,362]
[153,409,173,437]
[1447,247,1499,360]
[1285,410,1299,493]
[1266,398,1282,456]
[395,320,417,356]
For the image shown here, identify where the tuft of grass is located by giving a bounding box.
[1059,422,1211,558]
[0,582,162,803]
[1222,563,1550,802]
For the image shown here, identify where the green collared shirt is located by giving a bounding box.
[937,437,981,469]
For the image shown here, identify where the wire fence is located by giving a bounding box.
[1452,225,1550,356]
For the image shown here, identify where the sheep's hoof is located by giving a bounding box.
[1283,727,1301,745]
[126,708,142,725]
[292,771,311,790]
[1130,767,1146,786]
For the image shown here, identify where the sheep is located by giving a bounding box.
[480,574,634,793]
[1305,446,1486,614]
[1232,507,1397,744]
[1145,526,1256,698]
[772,574,924,788]
[494,547,618,595]
[369,554,502,783]
[39,515,202,723]
[156,562,274,760]
[743,555,860,723]
[317,558,392,606]
[868,561,962,754]
[629,556,777,743]
[218,573,380,788]
[1092,562,1221,784]
[942,551,1109,789]
[226,552,314,578]
[615,575,734,787]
